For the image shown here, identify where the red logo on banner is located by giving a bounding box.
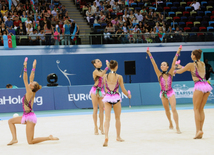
[8,35,12,48]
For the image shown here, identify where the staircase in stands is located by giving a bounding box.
[60,0,91,45]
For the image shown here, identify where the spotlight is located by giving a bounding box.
[47,73,58,86]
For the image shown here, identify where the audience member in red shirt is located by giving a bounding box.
[13,16,21,27]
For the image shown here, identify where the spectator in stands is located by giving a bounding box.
[1,22,6,32]
[115,28,123,43]
[103,28,113,44]
[133,24,140,33]
[122,22,128,33]
[106,22,115,33]
[51,17,56,26]
[145,11,153,22]
[135,11,143,22]
[26,23,33,35]
[132,16,139,24]
[13,16,21,28]
[86,6,94,23]
[106,12,112,23]
[5,17,13,29]
[99,11,106,23]
[95,6,100,19]
[6,84,18,89]
[103,6,109,16]
[174,26,182,42]
[205,59,214,80]
[61,5,68,17]
[92,2,97,14]
[153,12,158,23]
[44,20,53,45]
[166,26,175,42]
[162,22,166,32]
[21,11,28,23]
[138,21,144,32]
[155,22,160,32]
[95,0,100,7]
[16,22,26,35]
[29,29,38,45]
[63,19,71,45]
[51,6,58,17]
[123,11,129,22]
[0,31,3,46]
[111,16,119,27]
[25,17,32,27]
[3,11,8,22]
[1,5,8,16]
[38,29,46,45]
[129,11,135,21]
[118,16,123,27]
[3,30,7,35]
[190,0,200,11]
[8,26,16,35]
[99,1,104,11]
[0,1,2,11]
[112,2,120,13]
[140,7,147,16]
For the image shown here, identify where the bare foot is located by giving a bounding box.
[116,137,124,142]
[7,139,18,145]
[194,131,203,139]
[103,138,108,147]
[49,135,59,140]
[94,127,99,135]
[176,128,181,134]
[99,127,104,135]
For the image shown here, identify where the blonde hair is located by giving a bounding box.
[64,20,70,25]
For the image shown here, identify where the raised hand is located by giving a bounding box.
[106,60,109,68]
[33,59,37,68]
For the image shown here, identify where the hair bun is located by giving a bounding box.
[39,85,42,90]
[198,49,202,54]
[110,60,114,64]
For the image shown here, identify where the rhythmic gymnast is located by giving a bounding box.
[90,59,109,135]
[147,46,181,134]
[174,49,212,139]
[102,60,131,147]
[7,59,59,145]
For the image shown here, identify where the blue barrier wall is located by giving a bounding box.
[0,43,214,88]
[0,82,214,113]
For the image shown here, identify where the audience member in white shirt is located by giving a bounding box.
[190,0,200,10]
[91,2,97,13]
[135,11,143,22]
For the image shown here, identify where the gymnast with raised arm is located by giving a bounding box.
[174,49,212,139]
[102,60,131,147]
[90,59,109,135]
[147,46,182,134]
[7,58,59,145]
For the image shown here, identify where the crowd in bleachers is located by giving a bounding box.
[79,0,214,44]
[0,0,80,46]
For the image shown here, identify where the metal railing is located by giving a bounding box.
[0,32,214,46]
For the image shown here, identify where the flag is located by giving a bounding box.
[30,0,36,13]
[125,0,129,6]
[9,0,12,10]
[71,24,77,41]
[3,35,16,48]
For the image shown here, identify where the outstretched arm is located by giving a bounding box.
[23,59,31,93]
[175,63,192,74]
[147,49,161,78]
[169,46,182,74]
[30,59,37,83]
[93,61,110,77]
[119,75,131,99]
